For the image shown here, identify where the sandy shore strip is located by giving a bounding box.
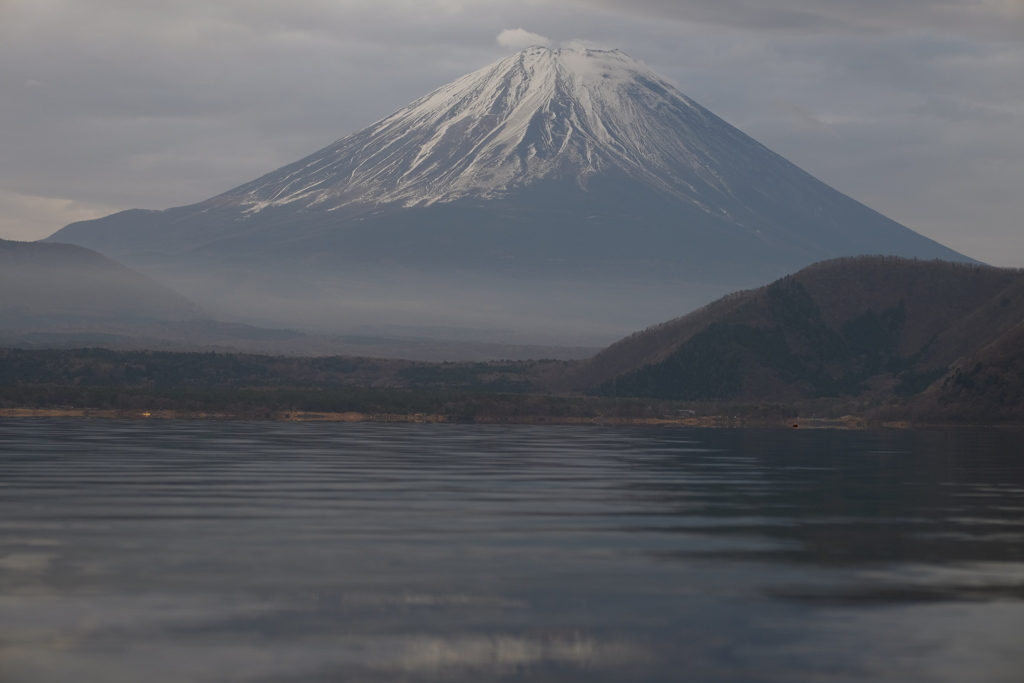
[0,408,879,428]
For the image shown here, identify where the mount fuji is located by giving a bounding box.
[47,47,971,345]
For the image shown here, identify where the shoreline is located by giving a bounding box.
[0,407,892,429]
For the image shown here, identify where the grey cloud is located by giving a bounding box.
[0,191,120,242]
[564,0,1024,38]
[0,1,515,210]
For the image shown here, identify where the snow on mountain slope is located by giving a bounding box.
[219,47,762,216]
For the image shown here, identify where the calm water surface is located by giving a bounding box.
[1,421,1022,682]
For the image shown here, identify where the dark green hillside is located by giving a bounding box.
[0,348,556,393]
[588,257,1024,404]
[912,319,1024,423]
[0,347,692,422]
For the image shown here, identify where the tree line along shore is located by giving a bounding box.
[0,346,1006,428]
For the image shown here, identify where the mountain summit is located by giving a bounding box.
[47,47,972,344]
[224,47,750,212]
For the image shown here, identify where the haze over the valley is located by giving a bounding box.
[41,46,970,347]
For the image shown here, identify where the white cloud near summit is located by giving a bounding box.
[497,28,551,49]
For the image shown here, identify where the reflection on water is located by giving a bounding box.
[1,421,1022,682]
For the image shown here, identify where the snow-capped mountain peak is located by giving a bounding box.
[225,46,752,214]
[48,44,972,341]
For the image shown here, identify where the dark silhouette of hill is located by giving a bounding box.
[572,257,1024,410]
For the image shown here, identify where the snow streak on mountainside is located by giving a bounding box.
[221,47,762,216]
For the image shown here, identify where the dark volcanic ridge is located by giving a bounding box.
[570,256,1024,420]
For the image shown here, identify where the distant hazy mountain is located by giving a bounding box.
[572,257,1024,408]
[0,239,594,360]
[0,238,204,325]
[47,47,972,344]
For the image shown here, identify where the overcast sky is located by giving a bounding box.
[1,0,1022,266]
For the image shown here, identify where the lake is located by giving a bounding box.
[1,420,1022,682]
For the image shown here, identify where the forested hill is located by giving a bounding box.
[575,257,1024,415]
